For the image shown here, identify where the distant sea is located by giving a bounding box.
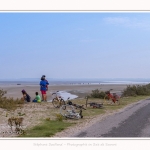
[0,78,150,86]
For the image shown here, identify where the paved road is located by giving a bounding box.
[71,98,150,137]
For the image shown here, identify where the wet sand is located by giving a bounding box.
[0,84,128,100]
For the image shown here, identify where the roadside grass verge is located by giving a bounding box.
[1,87,150,138]
[65,95,150,118]
[20,95,150,138]
[20,120,75,137]
[82,95,150,116]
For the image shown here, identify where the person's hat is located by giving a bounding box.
[42,75,46,77]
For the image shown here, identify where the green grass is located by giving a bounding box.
[1,87,150,138]
[82,95,150,116]
[20,120,75,137]
[18,95,150,138]
[19,95,150,138]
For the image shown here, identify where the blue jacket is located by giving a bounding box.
[40,80,49,91]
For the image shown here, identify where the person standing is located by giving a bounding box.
[41,75,49,91]
[40,75,49,102]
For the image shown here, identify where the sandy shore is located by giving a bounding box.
[0,84,128,100]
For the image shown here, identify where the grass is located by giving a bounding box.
[0,97,23,111]
[68,95,150,118]
[0,89,24,111]
[20,95,150,138]
[19,120,75,137]
[1,87,150,138]
[86,95,150,114]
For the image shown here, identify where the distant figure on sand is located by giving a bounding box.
[21,89,31,102]
[41,75,49,91]
[32,92,41,103]
[40,75,49,102]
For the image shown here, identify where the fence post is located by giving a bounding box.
[85,96,88,108]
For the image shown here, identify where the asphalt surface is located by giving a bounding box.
[71,98,150,137]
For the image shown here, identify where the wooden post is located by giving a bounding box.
[85,96,88,108]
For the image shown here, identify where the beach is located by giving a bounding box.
[0,84,129,100]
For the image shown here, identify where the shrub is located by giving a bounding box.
[90,89,106,99]
[122,84,150,97]
[45,118,51,121]
[0,89,23,110]
[55,113,63,121]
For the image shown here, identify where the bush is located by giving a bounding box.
[0,89,23,110]
[45,118,51,121]
[122,84,150,97]
[90,89,106,99]
[55,113,63,121]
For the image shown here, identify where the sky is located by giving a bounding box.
[1,12,150,79]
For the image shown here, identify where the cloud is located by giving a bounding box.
[104,17,130,24]
[104,17,150,30]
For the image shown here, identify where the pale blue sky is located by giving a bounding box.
[1,12,150,79]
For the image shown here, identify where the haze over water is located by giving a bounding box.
[0,78,150,86]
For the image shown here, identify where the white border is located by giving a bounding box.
[0,0,150,11]
[0,1,150,149]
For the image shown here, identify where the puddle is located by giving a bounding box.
[47,91,78,102]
